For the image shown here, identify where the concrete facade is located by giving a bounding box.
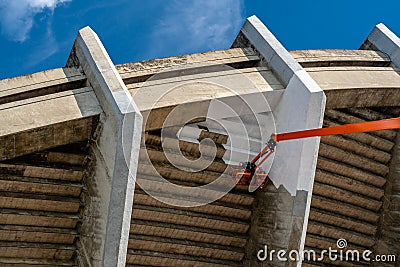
[0,16,399,267]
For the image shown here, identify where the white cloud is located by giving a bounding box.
[0,0,70,42]
[147,0,244,58]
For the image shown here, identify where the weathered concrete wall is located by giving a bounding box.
[233,16,326,266]
[67,27,142,267]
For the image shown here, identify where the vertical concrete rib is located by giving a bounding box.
[67,27,142,266]
[361,23,400,68]
[233,16,326,266]
[362,24,400,266]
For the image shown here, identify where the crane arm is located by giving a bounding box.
[271,117,400,142]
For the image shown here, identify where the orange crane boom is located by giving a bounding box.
[233,117,400,188]
[271,117,400,142]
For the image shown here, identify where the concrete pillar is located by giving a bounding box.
[233,16,326,266]
[362,23,400,266]
[67,27,142,266]
[361,23,400,68]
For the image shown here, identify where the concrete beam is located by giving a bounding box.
[0,67,86,105]
[290,49,391,67]
[305,66,400,108]
[361,23,400,68]
[0,87,101,161]
[233,16,326,266]
[67,27,142,266]
[117,48,260,84]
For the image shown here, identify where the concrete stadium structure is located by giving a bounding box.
[0,16,399,266]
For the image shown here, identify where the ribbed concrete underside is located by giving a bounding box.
[120,48,400,266]
[118,48,269,266]
[304,107,399,266]
[295,50,400,266]
[0,67,98,266]
[0,142,89,266]
[127,131,254,266]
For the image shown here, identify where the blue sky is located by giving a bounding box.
[0,0,399,80]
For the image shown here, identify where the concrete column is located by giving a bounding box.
[67,27,142,266]
[233,16,326,266]
[361,23,400,68]
[362,23,400,266]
